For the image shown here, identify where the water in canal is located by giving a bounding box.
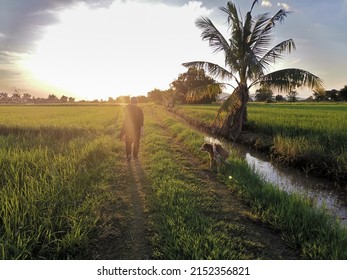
[204,136,347,225]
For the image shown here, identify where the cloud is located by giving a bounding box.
[0,0,126,93]
[261,1,272,7]
[0,0,113,53]
[277,2,290,10]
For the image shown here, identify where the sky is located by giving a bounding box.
[0,0,346,100]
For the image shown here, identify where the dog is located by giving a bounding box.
[200,142,230,171]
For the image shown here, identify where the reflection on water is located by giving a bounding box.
[204,136,347,224]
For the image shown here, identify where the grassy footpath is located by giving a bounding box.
[140,105,297,259]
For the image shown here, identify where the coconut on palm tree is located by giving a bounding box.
[183,0,323,141]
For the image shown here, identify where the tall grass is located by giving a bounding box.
[0,105,122,259]
[222,159,347,259]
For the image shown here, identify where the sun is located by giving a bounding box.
[21,1,214,100]
[23,4,123,100]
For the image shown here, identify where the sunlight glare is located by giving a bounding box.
[22,1,213,100]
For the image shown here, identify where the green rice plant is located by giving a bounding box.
[0,105,124,259]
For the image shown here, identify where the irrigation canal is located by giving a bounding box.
[204,136,347,225]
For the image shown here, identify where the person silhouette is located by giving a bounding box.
[119,96,144,161]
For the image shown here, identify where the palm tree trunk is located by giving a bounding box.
[218,85,248,141]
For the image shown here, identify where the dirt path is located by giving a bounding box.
[91,154,151,260]
[126,159,151,259]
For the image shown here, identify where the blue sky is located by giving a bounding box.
[0,0,346,100]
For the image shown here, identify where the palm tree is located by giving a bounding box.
[183,0,323,141]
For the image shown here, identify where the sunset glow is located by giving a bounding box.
[22,1,213,100]
[1,0,347,100]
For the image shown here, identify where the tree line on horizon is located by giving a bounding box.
[254,84,347,102]
[0,90,75,104]
[1,69,347,105]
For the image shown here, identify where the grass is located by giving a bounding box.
[175,102,347,180]
[0,105,123,259]
[221,158,347,259]
[145,104,347,259]
[141,106,272,259]
[1,104,346,259]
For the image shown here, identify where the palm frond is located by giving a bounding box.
[185,83,223,102]
[252,9,291,52]
[182,61,237,83]
[221,2,244,53]
[213,86,243,127]
[195,16,239,73]
[220,2,242,31]
[217,90,238,114]
[259,39,296,67]
[259,68,324,92]
[246,52,265,81]
[248,13,271,53]
[250,0,259,13]
[195,16,230,55]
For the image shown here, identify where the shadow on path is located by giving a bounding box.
[126,158,151,259]
[90,155,151,260]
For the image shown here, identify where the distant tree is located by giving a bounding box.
[255,85,273,101]
[339,85,347,101]
[160,88,175,109]
[68,97,75,103]
[60,95,68,103]
[326,89,340,101]
[0,92,9,102]
[23,93,32,102]
[313,88,327,101]
[305,96,314,102]
[287,90,298,102]
[115,95,130,103]
[275,94,285,101]
[170,67,221,104]
[47,94,59,102]
[137,95,149,103]
[11,89,22,102]
[147,88,164,103]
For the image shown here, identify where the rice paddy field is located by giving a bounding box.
[1,104,346,260]
[175,102,347,181]
[0,105,122,259]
